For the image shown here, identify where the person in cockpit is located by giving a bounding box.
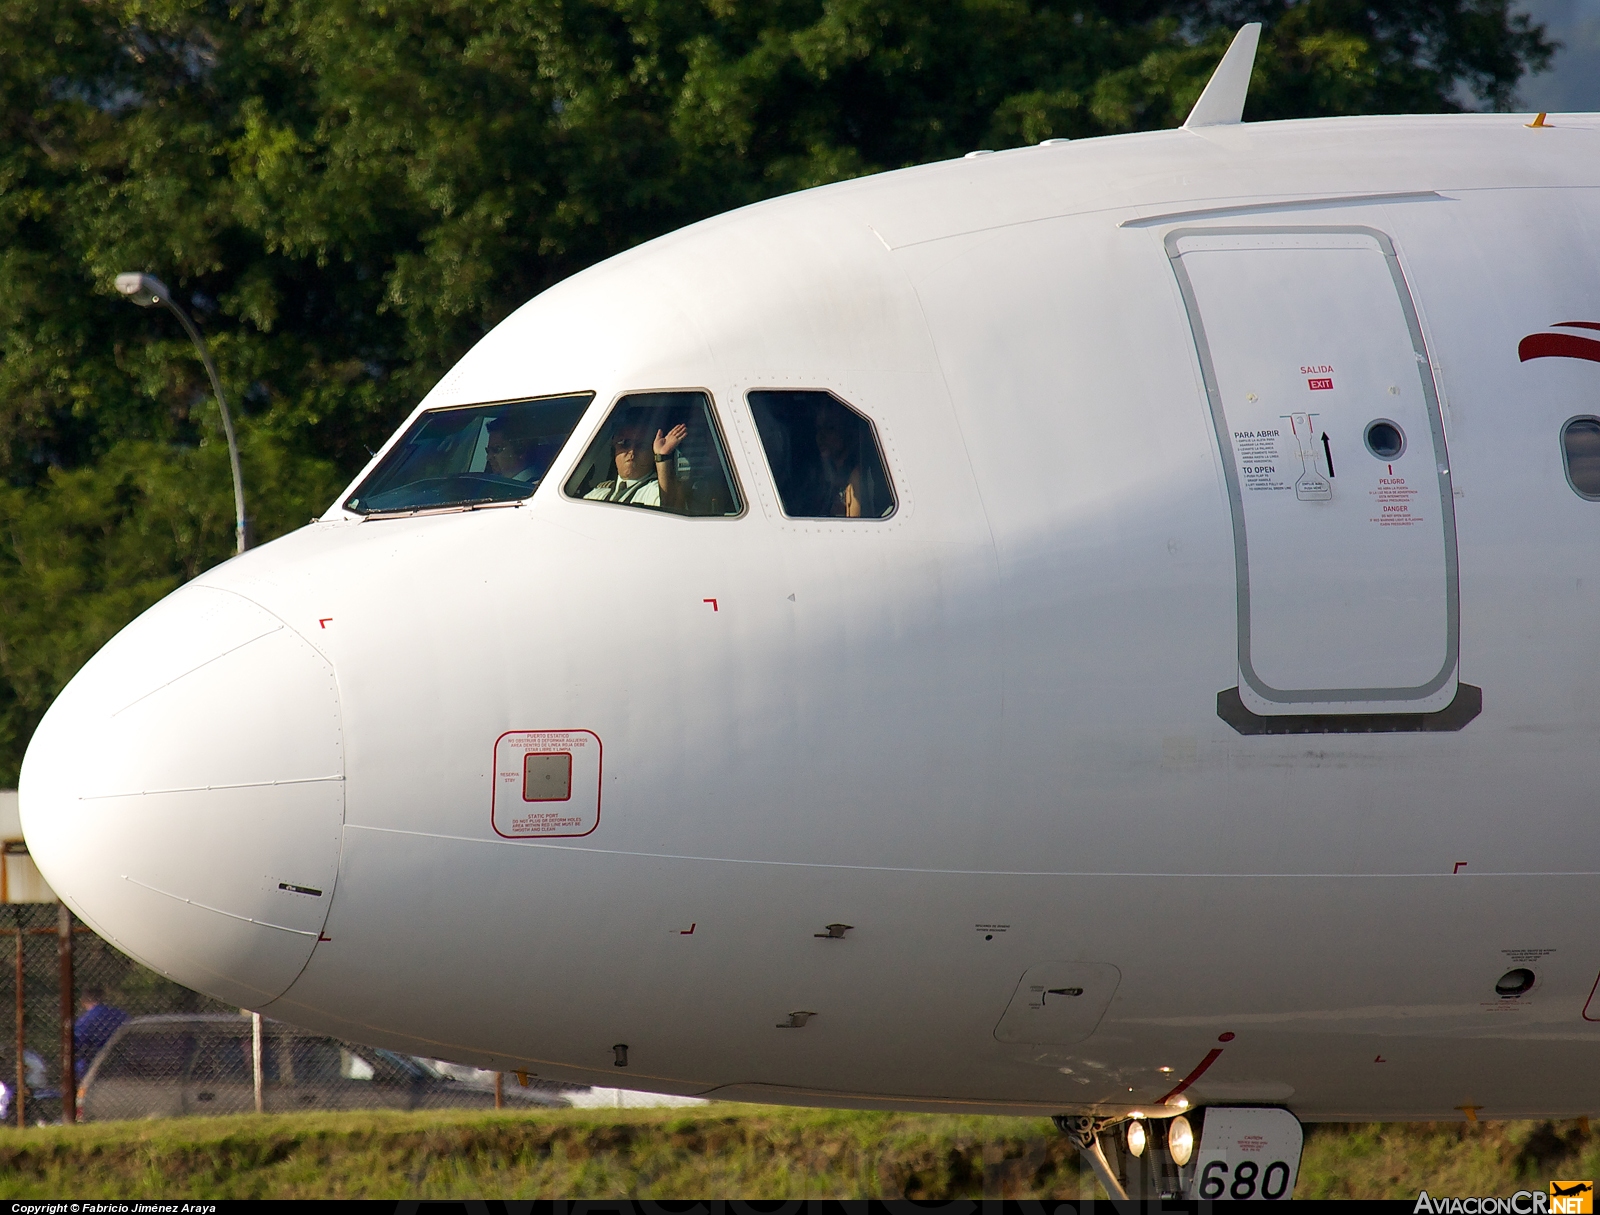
[582,419,687,509]
[811,407,867,517]
[484,422,540,482]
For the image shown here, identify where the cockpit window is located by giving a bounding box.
[747,390,895,519]
[344,393,592,516]
[564,391,741,517]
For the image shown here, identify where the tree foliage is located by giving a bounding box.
[0,0,1552,781]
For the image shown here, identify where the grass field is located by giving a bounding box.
[0,1107,1593,1199]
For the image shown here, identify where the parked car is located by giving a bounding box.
[79,1014,572,1120]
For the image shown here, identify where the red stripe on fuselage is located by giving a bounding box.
[1519,332,1600,363]
[1155,1047,1225,1106]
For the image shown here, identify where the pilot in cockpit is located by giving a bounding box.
[482,415,575,487]
[582,418,688,509]
[484,422,539,482]
[811,408,865,517]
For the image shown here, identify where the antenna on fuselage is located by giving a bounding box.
[1183,23,1262,129]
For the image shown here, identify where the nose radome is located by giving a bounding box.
[20,584,344,1007]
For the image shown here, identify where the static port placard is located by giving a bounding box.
[492,729,601,838]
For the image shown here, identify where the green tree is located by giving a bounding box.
[0,0,1552,781]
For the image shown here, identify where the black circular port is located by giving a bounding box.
[1495,968,1535,996]
[1365,420,1406,459]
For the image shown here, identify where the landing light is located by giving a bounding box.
[1168,1115,1195,1166]
[1125,1118,1147,1158]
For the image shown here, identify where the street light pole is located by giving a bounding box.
[114,272,249,554]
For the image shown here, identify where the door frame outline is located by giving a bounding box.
[1165,225,1460,707]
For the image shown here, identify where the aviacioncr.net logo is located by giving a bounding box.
[1551,1181,1594,1214]
[1413,1183,1592,1214]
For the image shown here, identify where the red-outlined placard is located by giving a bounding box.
[492,729,602,838]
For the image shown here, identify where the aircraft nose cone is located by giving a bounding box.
[20,584,344,1007]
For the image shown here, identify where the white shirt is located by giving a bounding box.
[584,476,661,507]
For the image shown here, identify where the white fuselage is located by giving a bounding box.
[21,112,1600,1121]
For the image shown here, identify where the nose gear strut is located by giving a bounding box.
[1052,1115,1130,1201]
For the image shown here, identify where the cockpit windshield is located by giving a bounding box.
[344,394,593,516]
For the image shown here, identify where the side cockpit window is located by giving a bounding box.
[564,391,741,517]
[748,390,895,519]
[1562,416,1600,500]
[346,393,592,516]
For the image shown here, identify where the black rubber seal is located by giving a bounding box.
[1217,683,1482,735]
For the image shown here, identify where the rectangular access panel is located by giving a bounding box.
[1166,227,1464,724]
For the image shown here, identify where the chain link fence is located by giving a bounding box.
[1,902,578,1125]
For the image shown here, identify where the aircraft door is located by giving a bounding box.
[1166,227,1470,728]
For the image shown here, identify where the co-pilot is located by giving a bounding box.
[583,419,687,509]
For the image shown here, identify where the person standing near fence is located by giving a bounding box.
[73,988,128,1080]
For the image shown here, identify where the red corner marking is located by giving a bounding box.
[1453,861,1468,874]
[319,618,333,629]
[679,923,696,935]
[703,599,718,611]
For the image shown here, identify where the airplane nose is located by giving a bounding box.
[19,584,343,1007]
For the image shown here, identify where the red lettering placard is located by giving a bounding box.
[492,729,602,838]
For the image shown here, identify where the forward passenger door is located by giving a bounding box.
[1166,226,1469,727]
